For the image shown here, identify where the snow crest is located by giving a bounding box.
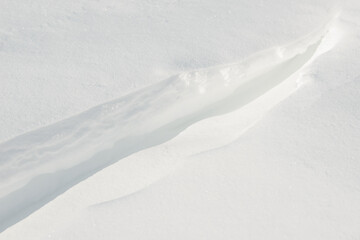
[0,20,339,232]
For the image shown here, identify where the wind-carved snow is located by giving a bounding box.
[0,19,340,232]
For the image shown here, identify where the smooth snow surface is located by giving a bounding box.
[1,0,360,239]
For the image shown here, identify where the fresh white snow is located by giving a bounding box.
[0,0,360,239]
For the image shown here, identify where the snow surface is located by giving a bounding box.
[1,0,360,239]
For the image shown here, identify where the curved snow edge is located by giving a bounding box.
[0,18,340,232]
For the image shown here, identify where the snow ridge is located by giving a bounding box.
[0,20,338,232]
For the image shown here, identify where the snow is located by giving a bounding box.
[1,0,360,239]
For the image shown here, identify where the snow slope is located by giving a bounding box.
[1,0,360,239]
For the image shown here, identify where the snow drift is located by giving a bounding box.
[0,20,338,232]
